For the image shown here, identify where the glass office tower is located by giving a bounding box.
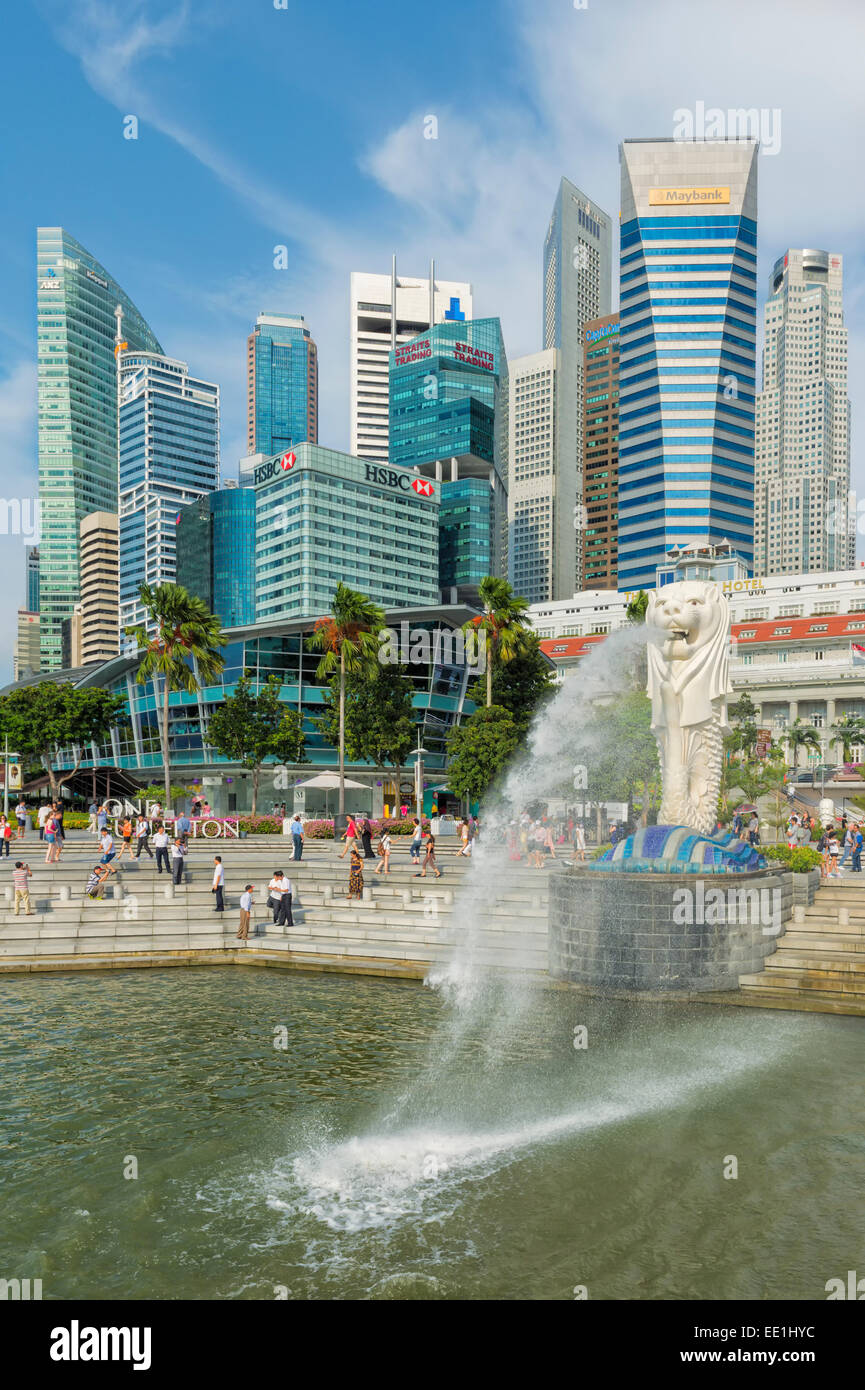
[118,352,219,634]
[389,317,508,599]
[36,228,162,668]
[247,312,317,457]
[175,485,256,628]
[617,140,758,589]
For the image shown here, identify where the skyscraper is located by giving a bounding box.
[26,546,39,613]
[118,350,219,633]
[543,179,613,589]
[175,485,257,628]
[36,228,162,669]
[79,511,119,665]
[754,250,852,575]
[247,312,317,457]
[508,349,562,604]
[581,314,620,589]
[617,139,758,590]
[350,262,472,464]
[388,318,508,598]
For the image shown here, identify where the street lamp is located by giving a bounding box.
[406,728,429,826]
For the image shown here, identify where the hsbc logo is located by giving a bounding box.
[364,464,436,499]
[280,452,296,470]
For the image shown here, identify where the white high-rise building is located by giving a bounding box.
[508,349,566,604]
[349,261,472,464]
[755,249,853,575]
[542,178,612,590]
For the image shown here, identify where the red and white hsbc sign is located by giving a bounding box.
[280,451,296,470]
[412,477,434,496]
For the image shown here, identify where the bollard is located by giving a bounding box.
[362,885,374,905]
[839,907,849,927]
[3,885,11,903]
[322,884,333,905]
[401,890,411,909]
[793,904,806,924]
[112,882,124,900]
[59,885,71,902]
[443,890,454,907]
[164,883,175,900]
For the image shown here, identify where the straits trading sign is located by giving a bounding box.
[392,339,494,372]
[648,186,730,206]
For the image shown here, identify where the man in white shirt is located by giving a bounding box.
[237,884,254,940]
[268,870,293,927]
[134,814,154,859]
[37,803,51,842]
[99,830,116,865]
[171,838,187,885]
[153,826,170,875]
[212,855,225,912]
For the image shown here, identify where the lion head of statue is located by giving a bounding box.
[645,580,731,729]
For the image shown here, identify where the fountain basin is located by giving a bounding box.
[549,866,790,993]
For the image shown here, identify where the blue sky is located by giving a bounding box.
[1,0,864,680]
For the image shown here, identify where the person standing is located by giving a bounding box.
[853,826,863,874]
[347,843,364,900]
[211,855,225,912]
[135,814,154,859]
[15,800,27,840]
[116,815,134,862]
[53,802,65,844]
[268,870,292,926]
[573,822,586,863]
[171,838,187,885]
[291,814,304,861]
[88,801,98,834]
[828,832,842,878]
[409,817,423,866]
[360,817,375,859]
[175,811,192,846]
[374,830,391,875]
[237,884,254,940]
[37,801,51,842]
[840,825,855,870]
[11,860,34,916]
[0,817,11,857]
[44,812,60,864]
[153,823,170,875]
[457,819,472,857]
[416,833,441,879]
[96,804,109,837]
[339,815,357,860]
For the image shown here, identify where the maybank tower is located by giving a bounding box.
[617,139,758,590]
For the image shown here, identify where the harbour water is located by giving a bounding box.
[2,966,863,1300]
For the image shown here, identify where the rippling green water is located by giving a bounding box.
[1,967,863,1300]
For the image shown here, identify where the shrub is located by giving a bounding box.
[61,811,91,829]
[762,843,822,872]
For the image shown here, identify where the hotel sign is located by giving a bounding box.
[648,186,730,206]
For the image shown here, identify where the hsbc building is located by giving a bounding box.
[252,443,441,623]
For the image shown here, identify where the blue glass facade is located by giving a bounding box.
[212,488,256,627]
[616,142,758,590]
[118,354,220,632]
[388,318,508,592]
[247,313,317,456]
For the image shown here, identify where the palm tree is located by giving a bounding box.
[125,583,227,810]
[830,712,865,764]
[307,584,385,824]
[784,718,822,772]
[463,576,531,707]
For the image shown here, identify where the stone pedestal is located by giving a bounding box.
[549,867,791,993]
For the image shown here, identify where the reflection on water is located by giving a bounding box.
[1,967,863,1300]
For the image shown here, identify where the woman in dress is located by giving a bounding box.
[360,817,375,859]
[347,843,364,900]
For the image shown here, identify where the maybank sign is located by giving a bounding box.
[648,186,730,206]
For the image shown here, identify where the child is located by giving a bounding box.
[374,830,391,875]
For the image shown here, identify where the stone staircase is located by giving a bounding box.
[737,876,865,1015]
[0,835,551,978]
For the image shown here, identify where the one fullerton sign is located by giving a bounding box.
[649,186,730,206]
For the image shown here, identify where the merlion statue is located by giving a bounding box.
[646,581,731,836]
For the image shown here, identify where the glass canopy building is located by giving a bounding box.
[388,318,508,599]
[617,140,758,589]
[118,351,220,634]
[36,228,163,669]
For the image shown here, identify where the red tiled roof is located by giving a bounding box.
[539,634,608,659]
[732,612,865,644]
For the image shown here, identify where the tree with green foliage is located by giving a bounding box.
[0,682,128,801]
[830,712,865,764]
[784,718,822,771]
[466,630,557,734]
[625,590,649,623]
[307,584,385,821]
[571,692,660,811]
[463,576,530,707]
[206,674,306,815]
[315,663,414,776]
[445,705,520,802]
[725,691,760,761]
[125,583,226,809]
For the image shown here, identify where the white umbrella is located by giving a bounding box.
[294,772,369,820]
